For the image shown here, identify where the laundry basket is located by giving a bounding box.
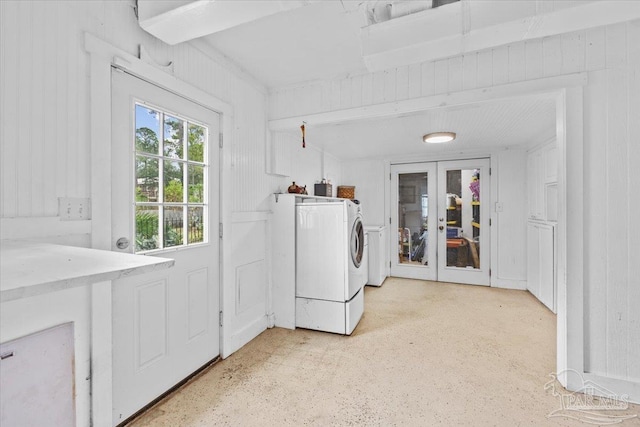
[337,186,355,199]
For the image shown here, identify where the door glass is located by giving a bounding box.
[398,172,429,266]
[445,168,481,269]
[134,103,208,253]
[351,220,364,267]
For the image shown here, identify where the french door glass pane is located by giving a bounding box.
[398,172,429,266]
[445,168,481,269]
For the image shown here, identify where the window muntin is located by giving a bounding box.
[134,104,208,253]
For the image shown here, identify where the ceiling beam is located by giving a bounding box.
[362,0,640,72]
[268,73,587,131]
[137,0,315,45]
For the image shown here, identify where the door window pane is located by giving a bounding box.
[163,161,184,203]
[135,206,159,252]
[446,168,480,269]
[163,115,184,159]
[398,172,429,266]
[135,105,160,155]
[188,165,204,203]
[164,206,184,248]
[136,156,158,202]
[188,123,205,162]
[188,207,204,244]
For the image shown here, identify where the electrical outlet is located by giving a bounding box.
[59,197,91,221]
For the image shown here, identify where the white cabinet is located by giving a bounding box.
[0,323,75,426]
[543,144,558,183]
[365,226,387,286]
[527,140,558,221]
[527,221,556,313]
[527,148,544,219]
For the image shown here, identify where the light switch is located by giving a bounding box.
[58,197,91,221]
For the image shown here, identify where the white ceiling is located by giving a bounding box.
[199,1,368,88]
[302,94,557,160]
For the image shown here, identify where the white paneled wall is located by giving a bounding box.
[273,19,640,385]
[340,159,386,226]
[269,130,343,197]
[0,0,284,222]
[228,213,270,354]
[494,149,527,288]
[0,0,284,364]
[583,23,640,381]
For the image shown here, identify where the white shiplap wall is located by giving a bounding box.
[0,0,285,221]
[271,20,640,385]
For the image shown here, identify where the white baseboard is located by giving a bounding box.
[225,316,268,358]
[581,373,640,405]
[492,278,527,290]
[267,313,276,328]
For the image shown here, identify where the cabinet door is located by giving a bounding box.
[538,224,555,312]
[527,149,545,220]
[0,323,75,426]
[527,222,540,298]
[527,222,556,313]
[543,144,558,183]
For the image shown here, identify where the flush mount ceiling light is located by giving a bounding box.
[423,132,456,143]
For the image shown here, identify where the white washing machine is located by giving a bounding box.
[347,200,367,293]
[295,200,364,335]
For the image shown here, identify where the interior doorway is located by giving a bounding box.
[390,158,490,285]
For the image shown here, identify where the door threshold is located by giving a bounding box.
[117,356,221,427]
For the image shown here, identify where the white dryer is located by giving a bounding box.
[295,200,364,335]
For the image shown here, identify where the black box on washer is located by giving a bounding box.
[314,183,332,197]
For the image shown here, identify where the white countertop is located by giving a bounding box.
[1,240,174,302]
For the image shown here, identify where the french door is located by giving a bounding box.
[111,69,221,424]
[390,159,490,286]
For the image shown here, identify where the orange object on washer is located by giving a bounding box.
[447,238,465,248]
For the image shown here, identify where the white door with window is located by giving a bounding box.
[391,159,490,286]
[111,69,220,424]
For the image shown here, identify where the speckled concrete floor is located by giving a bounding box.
[128,278,640,426]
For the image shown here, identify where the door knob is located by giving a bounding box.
[116,237,130,250]
[438,225,444,231]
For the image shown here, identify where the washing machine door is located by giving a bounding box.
[350,215,364,268]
